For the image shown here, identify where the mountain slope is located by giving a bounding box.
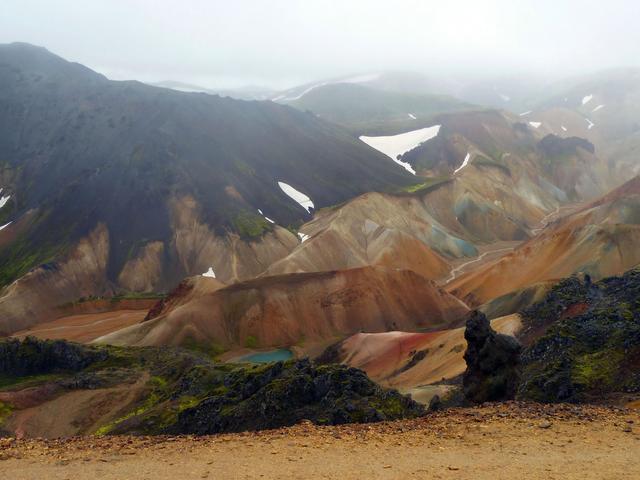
[0,43,417,332]
[96,266,469,350]
[285,82,472,135]
[447,176,640,305]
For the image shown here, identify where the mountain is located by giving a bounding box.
[447,176,640,306]
[516,68,640,185]
[263,109,615,284]
[96,266,469,350]
[151,80,275,100]
[282,82,472,135]
[0,43,417,333]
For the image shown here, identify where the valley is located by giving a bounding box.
[0,32,640,480]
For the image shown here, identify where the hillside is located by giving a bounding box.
[0,43,417,333]
[448,176,640,306]
[285,82,472,135]
[96,266,469,350]
[0,338,423,438]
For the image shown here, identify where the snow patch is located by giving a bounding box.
[359,125,441,175]
[582,94,593,105]
[278,182,314,212]
[586,118,595,130]
[0,221,11,231]
[529,121,542,129]
[202,267,216,278]
[258,209,275,224]
[0,194,10,209]
[298,232,310,243]
[519,111,532,116]
[499,93,511,102]
[454,153,471,174]
[408,113,417,120]
[592,104,605,113]
[561,125,568,132]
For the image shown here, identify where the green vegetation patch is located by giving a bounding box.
[398,176,451,195]
[231,211,272,239]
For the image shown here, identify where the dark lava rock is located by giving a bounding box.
[463,311,521,403]
[0,336,107,376]
[171,359,424,435]
[537,134,595,156]
[517,269,640,403]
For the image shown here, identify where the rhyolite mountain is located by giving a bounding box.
[0,43,418,333]
[448,175,640,306]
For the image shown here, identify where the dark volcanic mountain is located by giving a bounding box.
[0,43,416,333]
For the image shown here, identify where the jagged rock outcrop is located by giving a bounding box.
[517,269,640,402]
[0,339,424,437]
[0,337,107,376]
[463,311,521,403]
[171,359,424,434]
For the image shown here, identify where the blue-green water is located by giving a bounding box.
[237,349,293,363]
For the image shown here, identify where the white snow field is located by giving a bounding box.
[202,267,216,278]
[454,153,471,174]
[278,182,314,212]
[582,94,593,105]
[529,121,542,128]
[359,125,441,175]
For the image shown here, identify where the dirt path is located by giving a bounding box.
[443,246,515,285]
[1,403,638,479]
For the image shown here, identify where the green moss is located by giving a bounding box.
[0,373,65,390]
[0,401,14,425]
[181,337,227,359]
[244,335,258,349]
[572,349,624,391]
[231,212,271,239]
[399,176,450,194]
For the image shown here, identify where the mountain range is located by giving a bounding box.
[1,43,640,438]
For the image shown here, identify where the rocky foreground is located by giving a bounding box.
[1,402,638,480]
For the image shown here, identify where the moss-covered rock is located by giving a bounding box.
[517,270,640,402]
[0,336,107,376]
[169,359,424,434]
[0,338,423,436]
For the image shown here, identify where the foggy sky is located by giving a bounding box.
[1,0,639,89]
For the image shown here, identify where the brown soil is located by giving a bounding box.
[334,314,522,393]
[11,310,147,343]
[1,403,638,479]
[97,266,468,349]
[2,373,150,439]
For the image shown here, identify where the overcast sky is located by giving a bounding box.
[1,0,639,89]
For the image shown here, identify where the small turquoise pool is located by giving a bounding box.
[237,349,293,363]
